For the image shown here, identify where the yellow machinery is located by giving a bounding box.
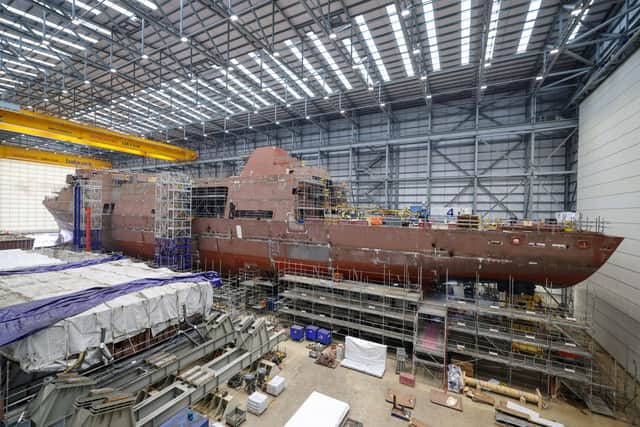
[0,108,197,162]
[0,144,111,169]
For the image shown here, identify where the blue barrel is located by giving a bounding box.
[317,328,331,345]
[290,325,305,341]
[306,325,319,341]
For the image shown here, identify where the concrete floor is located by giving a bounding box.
[225,339,627,427]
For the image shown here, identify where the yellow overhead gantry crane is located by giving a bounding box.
[0,107,197,162]
[0,144,112,169]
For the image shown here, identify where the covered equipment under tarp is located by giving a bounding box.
[284,391,350,427]
[340,336,387,377]
[0,256,218,372]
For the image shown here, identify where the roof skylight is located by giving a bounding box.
[225,70,271,106]
[516,0,542,53]
[64,0,100,15]
[214,78,255,107]
[421,0,441,71]
[341,38,372,86]
[484,0,502,64]
[2,5,98,44]
[248,52,303,100]
[354,15,390,82]
[306,32,353,90]
[285,39,333,94]
[460,0,471,65]
[0,17,86,50]
[386,4,415,76]
[266,51,315,97]
[569,0,593,41]
[194,79,239,114]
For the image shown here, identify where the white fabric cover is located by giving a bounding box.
[0,249,62,270]
[285,391,349,427]
[340,336,387,378]
[0,258,213,372]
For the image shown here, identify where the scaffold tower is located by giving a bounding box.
[73,178,102,251]
[154,172,192,270]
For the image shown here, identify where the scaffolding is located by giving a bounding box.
[276,262,421,347]
[72,178,102,251]
[413,280,620,417]
[154,172,192,271]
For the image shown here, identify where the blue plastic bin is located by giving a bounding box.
[317,328,331,345]
[306,325,319,341]
[290,325,305,341]
[160,408,209,427]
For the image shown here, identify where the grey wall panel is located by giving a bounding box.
[116,90,575,220]
[577,48,640,380]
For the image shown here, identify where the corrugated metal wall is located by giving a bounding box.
[577,49,640,380]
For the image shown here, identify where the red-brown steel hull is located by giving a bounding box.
[42,147,623,289]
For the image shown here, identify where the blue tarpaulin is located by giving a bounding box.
[0,271,221,347]
[0,254,124,276]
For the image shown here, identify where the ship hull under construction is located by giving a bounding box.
[44,147,622,289]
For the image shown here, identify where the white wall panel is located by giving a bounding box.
[577,48,640,380]
[0,160,73,233]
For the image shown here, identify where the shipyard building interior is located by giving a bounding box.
[0,0,639,426]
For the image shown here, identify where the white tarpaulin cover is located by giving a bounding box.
[284,391,349,427]
[0,249,63,270]
[340,336,387,378]
[0,257,213,372]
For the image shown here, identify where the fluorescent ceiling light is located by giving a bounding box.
[267,50,316,96]
[342,38,372,86]
[516,0,542,53]
[2,5,98,44]
[248,52,303,100]
[0,82,15,89]
[306,32,352,90]
[181,36,189,43]
[230,14,239,21]
[460,0,471,65]
[355,15,390,81]
[285,39,333,94]
[484,0,502,63]
[422,0,441,71]
[386,4,415,76]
